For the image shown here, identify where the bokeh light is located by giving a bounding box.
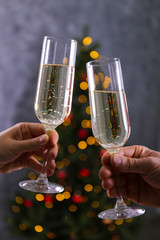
[35,194,44,202]
[90,51,99,59]
[84,184,93,192]
[34,225,43,233]
[80,82,88,90]
[82,36,92,46]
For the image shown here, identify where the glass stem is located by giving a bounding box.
[36,160,48,185]
[107,148,127,211]
[36,128,52,185]
[115,196,127,211]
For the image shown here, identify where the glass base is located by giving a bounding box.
[98,207,145,220]
[19,180,64,194]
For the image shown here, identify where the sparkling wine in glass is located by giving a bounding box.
[19,36,77,193]
[86,58,145,219]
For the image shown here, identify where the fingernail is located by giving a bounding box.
[114,155,121,166]
[39,134,48,144]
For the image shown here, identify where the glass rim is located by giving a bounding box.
[43,35,77,44]
[87,57,120,67]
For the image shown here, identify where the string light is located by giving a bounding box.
[87,211,95,218]
[56,194,64,201]
[80,82,88,90]
[12,205,20,213]
[84,184,93,192]
[64,185,73,193]
[62,158,70,166]
[68,204,78,212]
[19,223,27,231]
[47,232,56,239]
[45,202,53,209]
[125,218,133,223]
[107,224,116,232]
[78,95,87,103]
[82,36,92,46]
[115,219,123,225]
[63,118,71,126]
[91,201,99,208]
[34,225,43,233]
[56,161,64,169]
[85,106,90,115]
[68,145,76,153]
[28,171,37,180]
[93,185,102,193]
[81,119,91,128]
[35,194,44,202]
[87,136,95,145]
[90,51,99,59]
[63,57,68,65]
[78,153,88,161]
[78,141,87,150]
[112,234,120,240]
[15,196,23,204]
[63,191,71,199]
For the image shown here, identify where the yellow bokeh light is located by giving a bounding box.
[87,211,95,218]
[12,205,20,213]
[98,72,104,81]
[64,186,73,193]
[93,185,102,193]
[63,191,71,199]
[56,161,64,169]
[63,118,71,126]
[16,196,23,204]
[81,119,91,128]
[47,232,56,239]
[78,153,88,161]
[62,57,68,65]
[62,158,70,166]
[103,76,111,89]
[78,141,87,150]
[125,218,133,223]
[124,199,131,206]
[82,36,92,46]
[115,219,123,225]
[84,184,93,192]
[85,106,90,115]
[56,193,64,201]
[78,95,87,103]
[35,225,43,233]
[87,136,95,145]
[68,204,78,212]
[28,171,37,180]
[19,223,27,231]
[35,194,44,202]
[45,202,53,209]
[91,201,99,208]
[107,224,116,232]
[80,82,88,90]
[68,145,76,153]
[90,51,99,59]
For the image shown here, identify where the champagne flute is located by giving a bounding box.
[86,58,145,219]
[19,36,77,193]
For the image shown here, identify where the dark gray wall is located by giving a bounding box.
[0,0,160,239]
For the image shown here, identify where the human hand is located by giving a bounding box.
[0,123,59,175]
[99,145,160,207]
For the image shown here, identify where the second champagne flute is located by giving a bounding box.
[86,58,145,219]
[19,36,77,193]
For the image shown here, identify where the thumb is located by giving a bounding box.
[18,134,49,153]
[111,154,150,174]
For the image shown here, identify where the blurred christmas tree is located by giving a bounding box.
[8,27,142,240]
